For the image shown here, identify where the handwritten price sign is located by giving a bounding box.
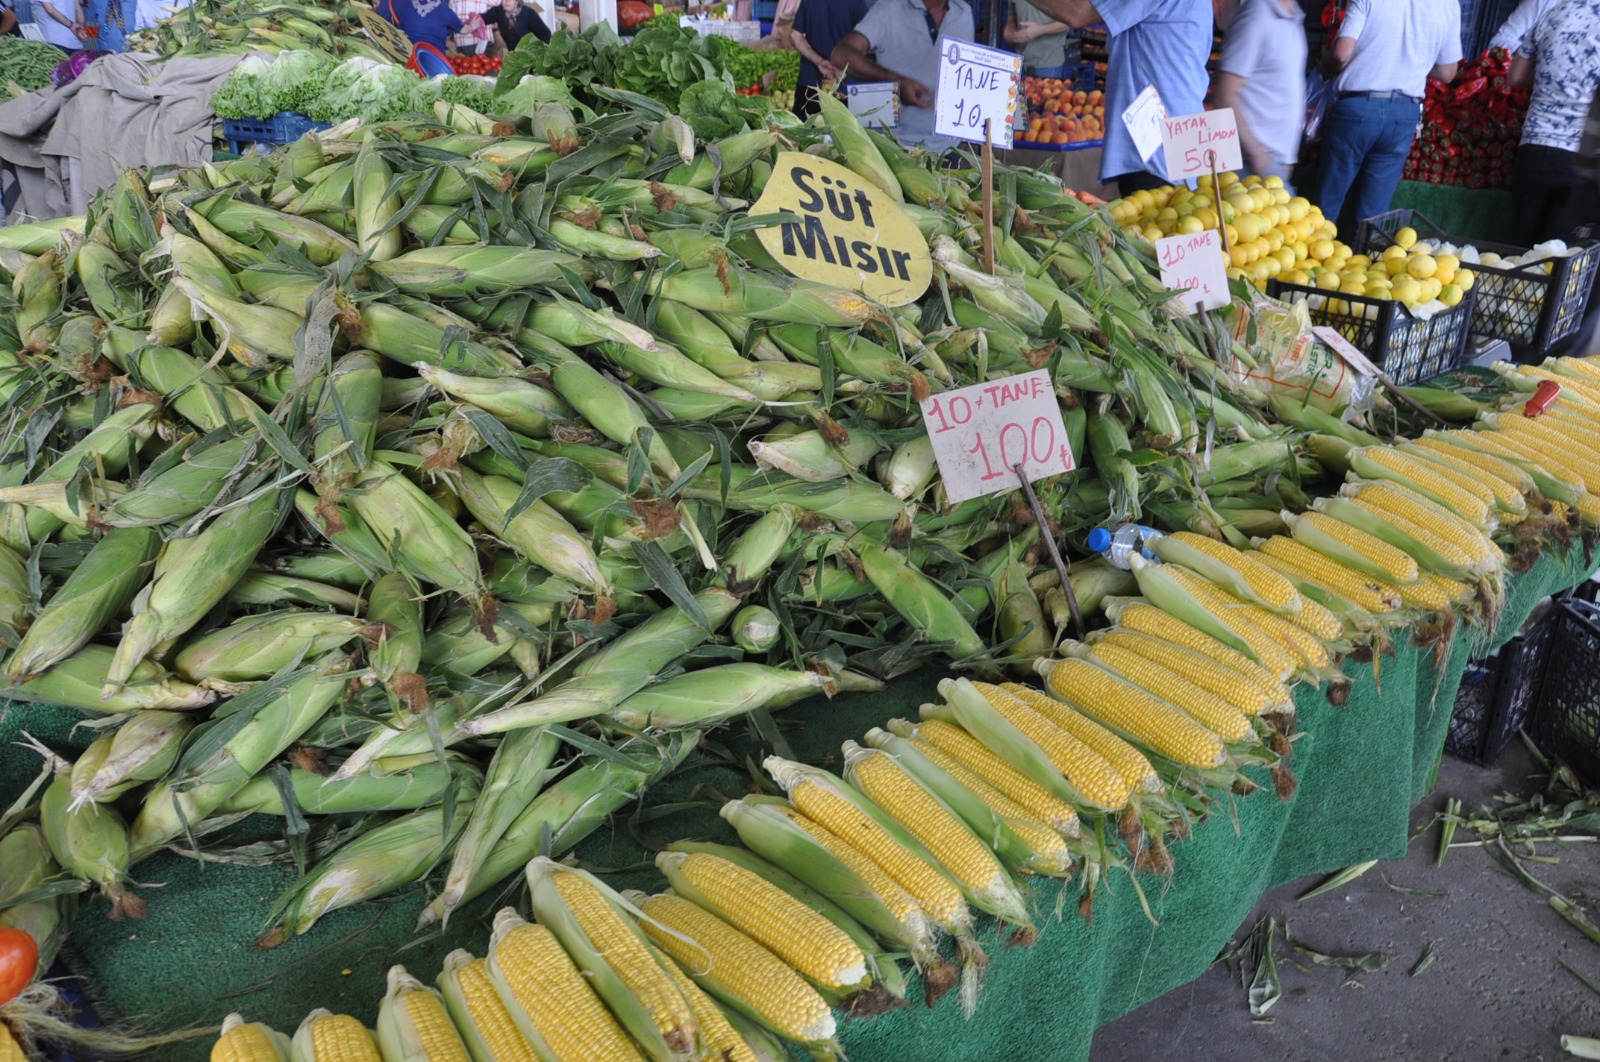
[920,370,1075,504]
[1160,108,1243,180]
[1156,230,1230,313]
[933,40,1022,149]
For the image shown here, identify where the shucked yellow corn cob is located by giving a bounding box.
[1075,642,1256,743]
[968,682,1129,811]
[903,716,1100,826]
[212,1014,291,1062]
[1090,628,1289,715]
[486,913,643,1062]
[633,892,838,1047]
[1110,604,1296,706]
[655,850,867,991]
[376,966,470,1062]
[291,1010,381,1062]
[841,740,1033,928]
[1160,563,1332,672]
[1002,685,1165,794]
[435,951,538,1062]
[1038,658,1227,768]
[1253,537,1402,614]
[767,759,970,932]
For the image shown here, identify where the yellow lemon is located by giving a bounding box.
[1287,196,1311,222]
[1251,260,1274,283]
[1316,270,1343,291]
[1394,226,1418,250]
[1143,225,1165,243]
[1419,277,1443,302]
[1385,255,1410,277]
[1310,239,1335,261]
[1439,283,1464,307]
[1366,284,1393,302]
[1230,245,1250,269]
[1455,268,1475,291]
[1406,254,1438,280]
[1391,277,1422,305]
[1346,254,1372,271]
[1264,175,1284,190]
[1285,269,1311,285]
[1382,244,1407,261]
[1195,207,1219,229]
[1178,215,1206,234]
[1340,280,1367,297]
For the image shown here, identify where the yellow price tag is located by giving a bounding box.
[751,152,932,308]
[353,4,416,65]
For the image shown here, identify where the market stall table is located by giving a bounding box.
[0,552,1589,1062]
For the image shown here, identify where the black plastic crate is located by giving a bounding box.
[1446,607,1557,766]
[1356,208,1600,354]
[1532,597,1600,784]
[222,112,331,156]
[1265,280,1477,386]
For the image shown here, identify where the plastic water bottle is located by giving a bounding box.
[1087,523,1165,570]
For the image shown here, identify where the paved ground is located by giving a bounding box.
[1092,742,1600,1062]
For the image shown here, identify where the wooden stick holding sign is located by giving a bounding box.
[934,40,1021,278]
[982,118,995,275]
[1208,148,1230,262]
[1013,463,1085,640]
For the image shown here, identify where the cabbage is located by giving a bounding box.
[305,58,424,124]
[210,50,336,119]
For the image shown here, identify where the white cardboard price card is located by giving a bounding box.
[933,40,1022,149]
[1313,325,1382,377]
[1161,108,1243,180]
[919,370,1074,504]
[846,82,899,129]
[1120,84,1166,162]
[1156,230,1230,313]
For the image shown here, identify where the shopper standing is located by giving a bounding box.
[1211,0,1307,184]
[380,0,463,52]
[1550,87,1600,357]
[484,0,550,50]
[1508,0,1600,247]
[1315,0,1461,233]
[1019,0,1212,195]
[830,0,975,151]
[1004,0,1069,71]
[33,0,84,52]
[791,0,870,117]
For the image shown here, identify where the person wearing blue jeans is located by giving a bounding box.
[1316,0,1461,235]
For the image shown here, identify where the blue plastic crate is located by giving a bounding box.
[222,112,331,156]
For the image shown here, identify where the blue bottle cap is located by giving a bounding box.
[1087,527,1111,554]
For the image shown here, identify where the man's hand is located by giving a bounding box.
[818,60,840,80]
[1246,145,1271,178]
[1002,21,1033,44]
[900,78,933,107]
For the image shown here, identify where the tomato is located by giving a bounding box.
[0,927,39,1006]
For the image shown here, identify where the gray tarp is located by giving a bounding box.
[0,51,239,220]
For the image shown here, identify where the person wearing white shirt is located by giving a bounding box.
[1315,0,1461,232]
[1489,0,1562,53]
[1212,0,1307,184]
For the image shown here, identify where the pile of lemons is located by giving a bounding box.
[1108,174,1474,311]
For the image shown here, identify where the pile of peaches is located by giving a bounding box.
[1016,80,1104,147]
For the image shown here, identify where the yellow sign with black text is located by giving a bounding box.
[354,4,415,65]
[752,152,932,308]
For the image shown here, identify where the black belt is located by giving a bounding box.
[1337,90,1423,103]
